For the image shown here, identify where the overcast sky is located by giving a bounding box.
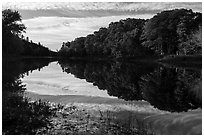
[2,2,202,51]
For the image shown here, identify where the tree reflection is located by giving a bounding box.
[140,67,201,112]
[59,60,201,112]
[2,58,56,134]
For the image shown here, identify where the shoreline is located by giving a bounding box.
[3,54,202,64]
[24,92,202,135]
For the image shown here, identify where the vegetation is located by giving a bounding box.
[2,8,202,59]
[178,26,202,55]
[2,58,150,135]
[2,8,202,135]
[2,58,57,134]
[3,93,54,134]
[59,18,154,58]
[2,9,56,57]
[142,9,201,55]
[35,103,148,135]
[59,9,201,59]
[2,9,26,35]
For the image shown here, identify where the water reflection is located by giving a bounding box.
[2,58,202,134]
[2,58,57,134]
[140,67,201,112]
[58,60,202,112]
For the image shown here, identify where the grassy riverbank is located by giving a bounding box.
[24,92,202,135]
[3,91,202,135]
[35,100,203,135]
[24,92,158,135]
[35,102,148,135]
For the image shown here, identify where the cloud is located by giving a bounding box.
[22,14,152,50]
[3,2,202,12]
[4,2,201,50]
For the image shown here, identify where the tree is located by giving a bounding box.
[2,9,55,57]
[2,9,26,35]
[58,18,151,58]
[142,9,201,55]
[58,9,201,58]
[70,37,86,56]
[178,26,202,55]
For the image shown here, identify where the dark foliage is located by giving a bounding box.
[2,9,56,57]
[2,9,26,35]
[58,18,154,58]
[142,9,202,55]
[2,58,57,135]
[59,9,201,58]
[3,92,53,135]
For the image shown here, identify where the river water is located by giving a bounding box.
[2,58,202,134]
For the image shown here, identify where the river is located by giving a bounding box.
[2,58,202,134]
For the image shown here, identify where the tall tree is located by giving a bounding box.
[142,9,201,55]
[2,9,26,35]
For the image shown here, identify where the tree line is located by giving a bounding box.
[58,9,202,58]
[2,9,56,57]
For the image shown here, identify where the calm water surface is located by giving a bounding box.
[19,59,202,112]
[22,61,115,98]
[2,58,202,134]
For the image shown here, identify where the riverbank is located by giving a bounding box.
[2,54,59,61]
[158,55,202,68]
[35,102,149,135]
[57,55,202,67]
[3,54,202,65]
[24,92,165,135]
[24,92,202,135]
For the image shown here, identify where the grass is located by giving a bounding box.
[3,89,150,135]
[2,96,54,135]
[36,102,149,135]
[3,94,201,135]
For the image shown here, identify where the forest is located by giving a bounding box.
[2,9,56,57]
[2,8,202,59]
[58,9,202,59]
[2,8,202,135]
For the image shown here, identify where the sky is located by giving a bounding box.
[2,2,202,51]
